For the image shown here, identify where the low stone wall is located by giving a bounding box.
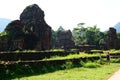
[0,56,100,69]
[0,51,76,61]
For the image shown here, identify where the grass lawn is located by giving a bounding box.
[13,63,120,80]
[43,53,101,60]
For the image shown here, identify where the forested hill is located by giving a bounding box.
[0,18,11,32]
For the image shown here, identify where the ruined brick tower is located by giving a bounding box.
[20,4,51,50]
[106,27,118,49]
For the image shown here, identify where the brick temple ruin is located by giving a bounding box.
[106,27,118,49]
[0,4,51,51]
[55,30,75,50]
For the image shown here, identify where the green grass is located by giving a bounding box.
[83,62,101,68]
[105,49,120,54]
[42,49,120,61]
[43,53,100,60]
[13,63,120,80]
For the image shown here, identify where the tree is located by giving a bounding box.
[72,23,105,48]
[57,26,65,32]
[72,23,87,45]
[51,30,57,48]
[85,25,101,45]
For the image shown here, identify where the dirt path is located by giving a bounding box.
[108,69,120,80]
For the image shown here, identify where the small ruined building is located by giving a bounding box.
[106,27,118,49]
[0,4,51,51]
[56,30,75,50]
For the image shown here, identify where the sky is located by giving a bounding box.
[0,0,120,31]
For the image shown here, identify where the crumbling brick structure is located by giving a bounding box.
[106,27,118,49]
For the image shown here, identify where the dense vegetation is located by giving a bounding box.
[52,23,120,49]
[1,58,120,80]
[14,63,120,80]
[0,49,120,80]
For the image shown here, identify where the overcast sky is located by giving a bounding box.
[0,0,120,31]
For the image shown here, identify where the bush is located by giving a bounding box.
[111,59,120,63]
[83,62,101,68]
[79,60,85,67]
[96,58,106,65]
[62,61,73,69]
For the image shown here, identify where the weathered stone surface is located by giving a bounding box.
[4,20,25,50]
[20,4,51,50]
[5,20,24,34]
[0,36,8,51]
[106,27,118,49]
[56,30,75,49]
[20,4,44,25]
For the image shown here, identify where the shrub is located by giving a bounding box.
[96,58,106,65]
[83,62,101,68]
[111,59,120,63]
[79,60,85,67]
[62,61,73,69]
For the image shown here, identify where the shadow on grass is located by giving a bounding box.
[0,60,84,80]
[0,58,109,80]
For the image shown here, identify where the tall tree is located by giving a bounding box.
[72,23,87,45]
[57,26,65,32]
[72,23,105,47]
[51,30,57,48]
